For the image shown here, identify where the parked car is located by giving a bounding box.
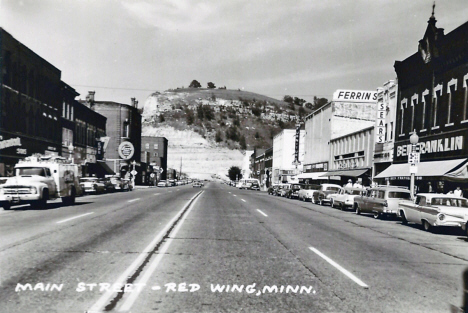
[297,184,321,202]
[80,177,106,194]
[99,177,115,193]
[268,185,280,195]
[330,187,365,210]
[286,183,302,199]
[398,193,468,235]
[249,182,260,191]
[313,183,342,205]
[110,176,125,191]
[158,180,168,187]
[278,184,291,197]
[354,186,411,219]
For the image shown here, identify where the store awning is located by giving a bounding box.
[296,172,328,180]
[320,168,369,178]
[86,161,115,176]
[374,159,468,180]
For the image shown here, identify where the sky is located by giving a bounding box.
[1,0,467,107]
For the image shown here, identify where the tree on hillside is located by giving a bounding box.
[283,95,293,103]
[313,96,328,109]
[239,135,247,150]
[185,109,194,125]
[203,105,215,121]
[228,166,242,181]
[226,126,239,141]
[294,97,306,107]
[215,130,223,142]
[197,104,204,120]
[207,82,216,89]
[189,80,202,88]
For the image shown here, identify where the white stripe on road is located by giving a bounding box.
[233,194,237,197]
[256,209,268,217]
[118,190,202,312]
[128,198,140,203]
[309,247,369,288]
[88,191,203,313]
[56,212,94,224]
[241,199,246,202]
[154,193,160,195]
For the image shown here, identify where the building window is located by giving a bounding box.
[446,78,457,125]
[421,89,429,130]
[123,122,130,138]
[411,93,417,131]
[463,73,468,121]
[154,143,158,149]
[62,128,73,147]
[145,143,149,149]
[400,98,407,135]
[154,152,158,157]
[432,83,443,129]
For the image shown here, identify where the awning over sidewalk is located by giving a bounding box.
[296,172,328,180]
[320,168,369,178]
[374,158,468,180]
[86,161,115,176]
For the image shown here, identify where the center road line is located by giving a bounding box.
[256,209,268,217]
[128,198,140,203]
[309,247,369,289]
[153,193,160,195]
[117,189,203,312]
[233,194,237,197]
[241,199,246,202]
[56,212,94,224]
[87,191,203,313]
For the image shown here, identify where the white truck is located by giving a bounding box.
[0,155,82,210]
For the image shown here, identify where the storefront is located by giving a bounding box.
[0,134,60,177]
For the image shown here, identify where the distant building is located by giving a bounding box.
[83,93,142,182]
[302,89,377,183]
[272,129,305,184]
[141,136,168,182]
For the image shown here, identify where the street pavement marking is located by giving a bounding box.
[154,193,160,195]
[256,209,268,217]
[117,190,203,312]
[56,212,94,224]
[128,198,140,203]
[309,247,369,289]
[241,199,246,202]
[233,194,237,197]
[88,191,203,313]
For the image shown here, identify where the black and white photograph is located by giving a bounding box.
[0,1,468,312]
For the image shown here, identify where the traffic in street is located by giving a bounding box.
[0,182,466,312]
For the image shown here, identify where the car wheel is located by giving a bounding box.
[465,223,468,238]
[330,200,334,208]
[400,211,408,225]
[355,204,361,215]
[373,212,380,219]
[423,220,432,232]
[3,203,11,210]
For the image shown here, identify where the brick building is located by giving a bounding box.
[141,136,168,183]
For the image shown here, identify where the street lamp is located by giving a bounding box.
[409,130,419,198]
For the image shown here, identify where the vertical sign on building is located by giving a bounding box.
[375,101,386,143]
[293,122,301,166]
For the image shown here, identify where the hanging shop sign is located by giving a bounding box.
[118,141,135,160]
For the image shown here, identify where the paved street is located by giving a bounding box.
[0,183,467,313]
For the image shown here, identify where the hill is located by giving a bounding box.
[141,88,314,179]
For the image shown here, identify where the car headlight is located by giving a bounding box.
[29,187,37,194]
[438,214,445,221]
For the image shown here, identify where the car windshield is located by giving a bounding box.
[326,187,341,192]
[431,198,468,207]
[17,167,46,176]
[388,191,411,199]
[292,185,301,190]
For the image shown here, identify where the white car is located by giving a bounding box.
[297,184,321,202]
[80,177,106,194]
[398,193,468,236]
[157,180,168,187]
[329,187,365,210]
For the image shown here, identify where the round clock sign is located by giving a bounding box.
[118,141,135,160]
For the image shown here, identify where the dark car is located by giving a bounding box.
[286,183,302,199]
[99,177,115,193]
